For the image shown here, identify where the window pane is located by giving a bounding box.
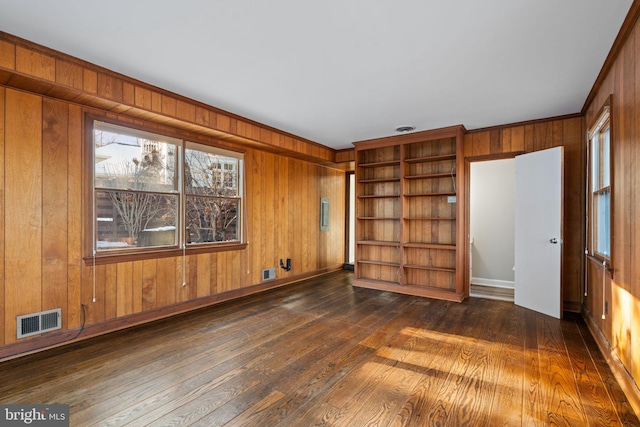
[94,129,177,192]
[185,148,239,197]
[96,190,178,251]
[595,190,610,257]
[589,107,611,259]
[601,127,610,188]
[185,196,239,243]
[591,133,600,189]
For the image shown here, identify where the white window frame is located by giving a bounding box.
[587,102,612,262]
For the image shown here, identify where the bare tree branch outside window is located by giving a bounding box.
[185,147,240,243]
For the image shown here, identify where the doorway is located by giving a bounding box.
[344,172,355,269]
[468,148,563,318]
[469,158,516,301]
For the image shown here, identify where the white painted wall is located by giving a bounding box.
[470,158,515,287]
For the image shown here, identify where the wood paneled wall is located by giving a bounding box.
[0,86,345,358]
[582,3,640,412]
[464,115,585,310]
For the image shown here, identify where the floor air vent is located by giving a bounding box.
[17,308,61,339]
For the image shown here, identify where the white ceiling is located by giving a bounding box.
[0,1,632,149]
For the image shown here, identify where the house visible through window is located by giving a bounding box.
[588,104,611,260]
[92,121,243,254]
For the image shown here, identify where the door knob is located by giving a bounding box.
[550,238,558,244]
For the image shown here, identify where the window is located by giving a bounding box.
[184,142,241,244]
[92,120,243,255]
[588,103,611,260]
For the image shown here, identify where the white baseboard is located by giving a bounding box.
[469,291,514,302]
[470,277,515,289]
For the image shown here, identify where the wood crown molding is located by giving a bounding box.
[466,112,583,134]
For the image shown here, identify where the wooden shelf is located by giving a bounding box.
[403,217,455,221]
[358,194,400,199]
[358,217,399,220]
[404,264,455,272]
[358,177,401,183]
[405,172,456,179]
[404,153,456,163]
[403,243,456,250]
[353,279,465,302]
[358,160,401,168]
[352,277,402,289]
[404,192,456,197]
[357,240,400,246]
[357,260,400,267]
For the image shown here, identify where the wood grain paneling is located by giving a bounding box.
[116,262,133,317]
[15,46,55,82]
[195,253,211,298]
[335,148,355,164]
[582,3,640,414]
[141,259,157,311]
[82,264,103,324]
[55,60,83,91]
[156,257,177,308]
[276,155,288,271]
[42,98,69,318]
[0,85,345,358]
[0,88,5,346]
[4,89,43,343]
[0,40,14,70]
[562,117,586,306]
[104,264,117,321]
[633,24,640,388]
[66,104,83,330]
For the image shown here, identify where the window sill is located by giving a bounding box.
[586,254,614,276]
[84,243,248,266]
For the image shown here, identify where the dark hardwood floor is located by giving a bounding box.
[0,270,637,426]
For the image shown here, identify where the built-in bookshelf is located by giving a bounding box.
[353,126,467,302]
[355,145,402,284]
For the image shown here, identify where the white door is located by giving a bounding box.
[514,147,563,318]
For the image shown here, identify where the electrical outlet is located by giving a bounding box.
[262,268,276,281]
